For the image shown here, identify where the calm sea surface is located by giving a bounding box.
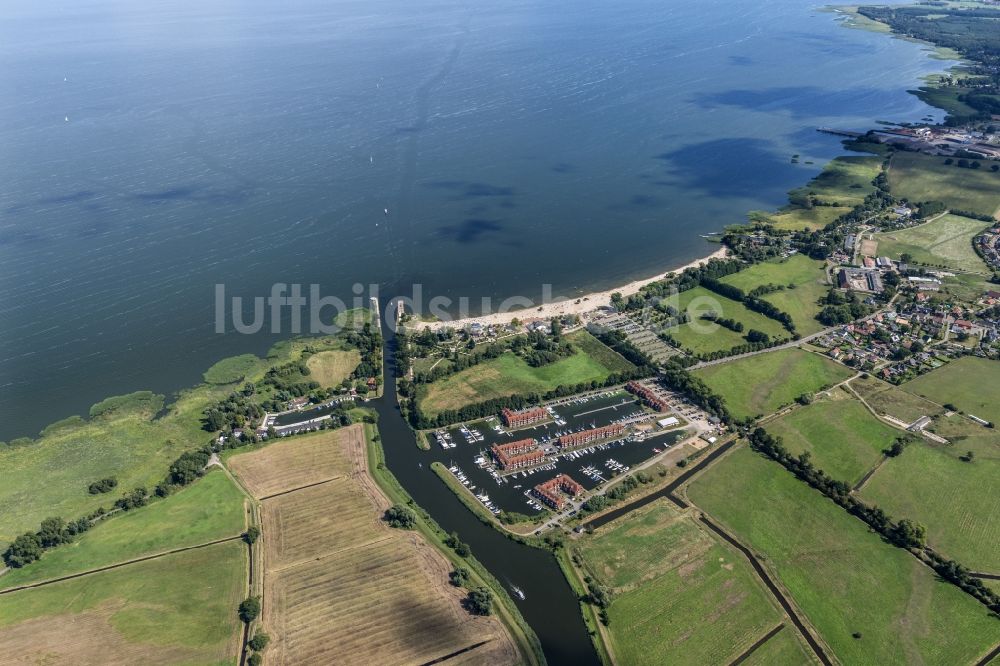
[0,0,943,438]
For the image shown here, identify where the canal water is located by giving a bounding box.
[371,321,601,665]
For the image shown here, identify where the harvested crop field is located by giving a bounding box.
[228,426,363,497]
[230,426,518,666]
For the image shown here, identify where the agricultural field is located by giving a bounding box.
[230,426,519,666]
[305,348,361,388]
[574,500,791,666]
[720,255,829,335]
[860,418,1000,573]
[0,469,246,590]
[848,374,944,424]
[887,151,1000,219]
[0,540,246,665]
[766,390,898,485]
[665,286,790,356]
[228,427,357,498]
[874,214,992,274]
[688,446,1000,665]
[901,357,1000,426]
[694,349,855,421]
[417,330,634,418]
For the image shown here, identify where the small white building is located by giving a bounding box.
[657,416,680,428]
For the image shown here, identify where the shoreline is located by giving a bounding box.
[415,246,729,331]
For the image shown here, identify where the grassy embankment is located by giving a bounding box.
[874,213,992,274]
[693,348,855,421]
[688,446,1000,664]
[417,329,635,419]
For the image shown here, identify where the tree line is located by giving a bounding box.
[748,427,1000,613]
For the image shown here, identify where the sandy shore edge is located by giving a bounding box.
[415,246,729,331]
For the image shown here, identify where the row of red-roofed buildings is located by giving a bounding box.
[557,423,626,450]
[500,406,549,428]
[490,438,544,470]
[625,381,670,412]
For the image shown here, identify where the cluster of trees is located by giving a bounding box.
[88,477,118,494]
[700,278,795,333]
[463,587,493,616]
[444,531,472,558]
[346,322,383,382]
[748,428,1000,612]
[449,566,471,587]
[817,289,873,326]
[884,436,912,458]
[660,362,732,424]
[701,312,744,333]
[584,575,612,625]
[513,329,574,368]
[247,631,270,666]
[383,504,416,529]
[3,515,94,568]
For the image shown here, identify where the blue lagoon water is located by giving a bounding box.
[0,0,945,436]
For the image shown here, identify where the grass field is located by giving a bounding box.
[688,446,1000,665]
[418,330,634,418]
[739,627,813,666]
[0,540,246,665]
[888,151,1000,219]
[306,349,361,388]
[666,286,790,355]
[874,214,992,274]
[231,426,519,666]
[0,469,246,590]
[766,390,898,485]
[574,500,789,666]
[720,255,829,335]
[861,428,1000,573]
[901,357,1000,426]
[849,375,944,424]
[694,349,855,421]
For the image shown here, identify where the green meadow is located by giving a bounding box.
[689,446,1000,665]
[574,500,788,666]
[767,391,898,485]
[888,151,1000,219]
[0,469,246,590]
[694,349,854,421]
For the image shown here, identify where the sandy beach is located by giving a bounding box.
[415,246,729,331]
